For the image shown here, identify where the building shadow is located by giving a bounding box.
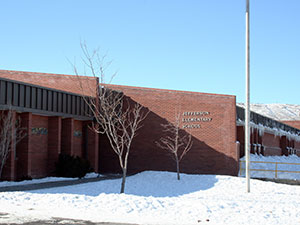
[99,96,239,182]
[27,171,219,197]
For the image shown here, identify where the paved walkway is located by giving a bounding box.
[0,213,138,225]
[1,215,137,225]
[0,174,122,192]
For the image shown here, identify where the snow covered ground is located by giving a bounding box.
[1,168,300,224]
[237,103,300,121]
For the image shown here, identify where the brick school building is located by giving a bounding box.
[1,70,300,180]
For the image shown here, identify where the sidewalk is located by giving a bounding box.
[0,174,122,192]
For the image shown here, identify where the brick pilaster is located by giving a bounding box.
[61,118,74,155]
[17,112,32,179]
[48,116,62,175]
[83,122,99,172]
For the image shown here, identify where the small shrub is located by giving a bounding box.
[55,154,92,178]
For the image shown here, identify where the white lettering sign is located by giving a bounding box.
[182,111,212,129]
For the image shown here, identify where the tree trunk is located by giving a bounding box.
[120,167,127,193]
[0,164,3,179]
[175,156,180,180]
[0,155,6,179]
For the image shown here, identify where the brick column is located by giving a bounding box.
[61,118,74,155]
[48,116,62,175]
[83,122,99,172]
[17,112,32,179]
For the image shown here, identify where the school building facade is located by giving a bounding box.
[0,70,300,181]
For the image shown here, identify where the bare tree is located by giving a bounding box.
[0,109,26,179]
[156,113,193,180]
[72,42,149,193]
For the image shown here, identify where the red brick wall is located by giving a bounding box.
[295,141,300,149]
[281,120,300,130]
[0,70,98,96]
[48,117,61,175]
[30,115,49,178]
[83,122,99,172]
[237,126,267,157]
[100,85,238,175]
[280,122,300,156]
[262,132,281,156]
[61,118,86,158]
[73,120,83,157]
[61,118,74,155]
[295,141,300,156]
[16,112,32,179]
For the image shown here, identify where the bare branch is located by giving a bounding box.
[71,43,149,193]
[156,111,193,180]
[0,108,27,179]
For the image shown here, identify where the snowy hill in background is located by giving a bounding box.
[237,103,300,121]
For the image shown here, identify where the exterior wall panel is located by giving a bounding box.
[6,82,12,105]
[1,77,93,120]
[62,94,67,113]
[37,88,42,110]
[72,95,76,115]
[52,92,57,112]
[13,83,18,106]
[47,91,52,111]
[19,84,25,107]
[80,98,85,115]
[25,86,31,108]
[31,87,37,109]
[57,92,62,113]
[76,96,80,115]
[67,95,71,114]
[0,81,6,104]
[42,89,47,110]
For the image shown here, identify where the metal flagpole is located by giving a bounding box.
[245,0,250,193]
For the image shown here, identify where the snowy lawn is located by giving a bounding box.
[0,171,300,225]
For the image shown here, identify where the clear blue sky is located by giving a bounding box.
[1,0,299,104]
